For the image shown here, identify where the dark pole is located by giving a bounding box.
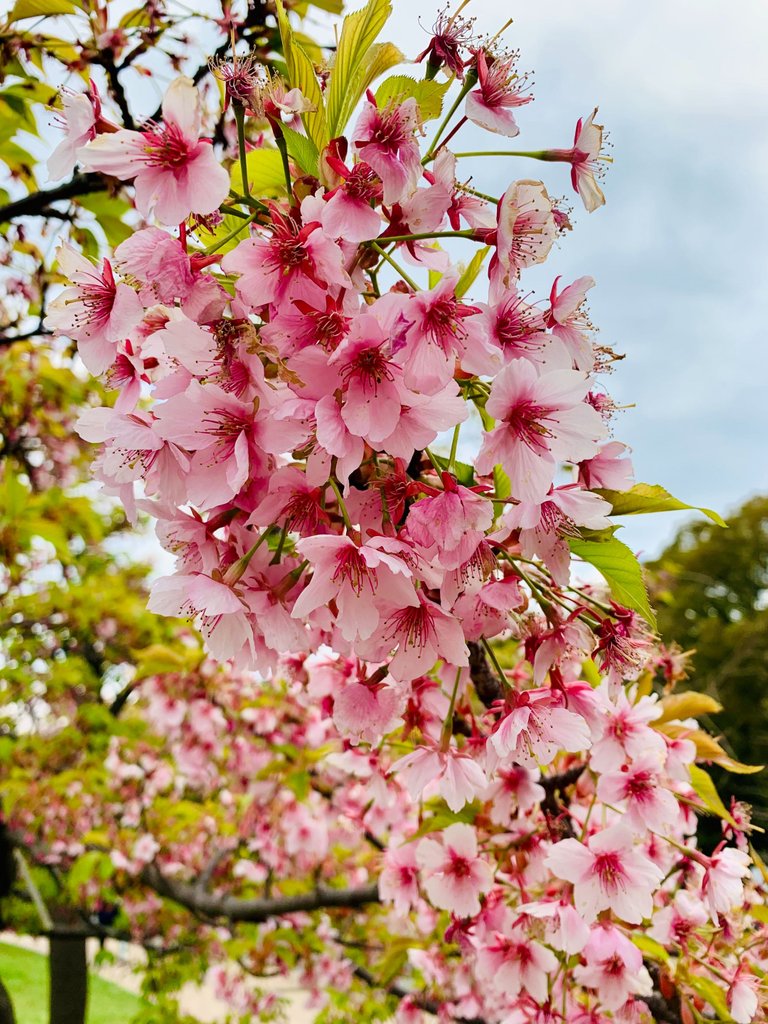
[48,933,88,1024]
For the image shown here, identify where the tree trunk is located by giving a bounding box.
[48,935,87,1024]
[0,977,16,1024]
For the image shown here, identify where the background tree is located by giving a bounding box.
[648,495,768,836]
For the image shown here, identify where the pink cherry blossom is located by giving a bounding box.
[476,288,548,364]
[545,276,596,370]
[222,205,350,310]
[370,592,469,682]
[496,484,613,585]
[291,534,416,643]
[395,276,487,393]
[465,50,532,137]
[570,109,608,213]
[574,925,653,1011]
[416,823,493,917]
[379,843,421,915]
[588,690,666,773]
[391,743,487,813]
[114,227,196,304]
[648,890,708,946]
[148,570,253,663]
[406,475,493,570]
[545,823,664,924]
[321,159,383,242]
[490,181,557,295]
[332,679,403,745]
[44,244,143,375]
[728,969,760,1024]
[476,358,606,502]
[353,95,423,206]
[518,899,590,954]
[700,845,752,921]
[78,77,229,224]
[484,765,545,826]
[596,753,680,834]
[490,687,592,768]
[578,441,635,491]
[47,86,100,181]
[475,924,558,1002]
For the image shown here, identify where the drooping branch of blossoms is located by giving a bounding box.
[26,0,768,1021]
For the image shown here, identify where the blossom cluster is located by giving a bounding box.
[44,7,767,1022]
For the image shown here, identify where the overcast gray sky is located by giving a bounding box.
[390,0,768,556]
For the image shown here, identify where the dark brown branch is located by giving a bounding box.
[541,763,586,840]
[467,641,504,708]
[97,55,135,130]
[142,863,379,924]
[353,965,487,1024]
[0,173,108,224]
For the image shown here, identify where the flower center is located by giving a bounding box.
[143,122,193,169]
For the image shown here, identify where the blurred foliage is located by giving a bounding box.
[648,495,768,834]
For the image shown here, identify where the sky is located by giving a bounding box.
[389,0,768,557]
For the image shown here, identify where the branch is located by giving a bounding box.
[97,55,135,131]
[541,763,585,840]
[142,863,380,924]
[467,641,504,707]
[0,173,108,224]
[353,965,487,1024]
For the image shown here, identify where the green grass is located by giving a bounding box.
[0,942,144,1024]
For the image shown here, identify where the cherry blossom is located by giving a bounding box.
[78,77,229,224]
[476,358,606,501]
[416,823,493,917]
[545,824,664,924]
[465,50,532,137]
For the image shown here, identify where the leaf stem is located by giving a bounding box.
[204,212,259,255]
[234,103,251,197]
[481,636,510,691]
[369,242,418,291]
[371,229,475,243]
[440,666,464,751]
[272,123,294,196]
[448,422,461,474]
[452,149,548,159]
[423,72,477,164]
[328,477,353,530]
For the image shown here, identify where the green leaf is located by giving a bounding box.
[581,658,602,686]
[326,0,393,136]
[686,973,733,1022]
[406,802,479,842]
[688,764,738,827]
[281,124,319,177]
[275,0,328,149]
[493,464,511,501]
[598,483,726,528]
[307,0,343,12]
[568,535,657,629]
[656,691,723,725]
[631,934,669,963]
[230,148,286,197]
[9,0,76,19]
[375,74,450,122]
[455,246,490,298]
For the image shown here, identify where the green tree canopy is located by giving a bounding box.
[648,495,768,831]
